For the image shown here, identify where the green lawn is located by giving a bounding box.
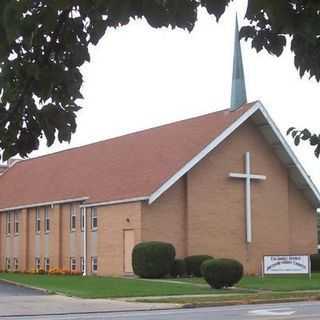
[170,274,320,291]
[239,274,320,291]
[0,273,237,298]
[1,273,319,299]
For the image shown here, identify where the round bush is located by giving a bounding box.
[311,254,320,272]
[202,258,243,289]
[184,255,213,277]
[132,241,176,278]
[170,259,187,278]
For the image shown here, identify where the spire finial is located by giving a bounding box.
[230,14,247,111]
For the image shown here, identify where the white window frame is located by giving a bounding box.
[35,208,41,233]
[44,207,50,233]
[70,257,77,272]
[6,212,11,235]
[70,205,76,232]
[14,211,20,235]
[13,257,19,271]
[91,256,98,273]
[35,257,41,272]
[91,208,98,231]
[44,257,50,272]
[6,257,10,271]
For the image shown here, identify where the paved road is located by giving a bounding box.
[4,301,320,320]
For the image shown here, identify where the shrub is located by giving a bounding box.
[184,255,213,277]
[170,259,187,278]
[202,258,243,289]
[132,241,176,278]
[311,254,320,272]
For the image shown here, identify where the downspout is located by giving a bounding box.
[83,207,87,276]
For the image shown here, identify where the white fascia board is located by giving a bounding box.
[0,196,89,212]
[148,102,261,204]
[256,101,320,207]
[80,197,149,208]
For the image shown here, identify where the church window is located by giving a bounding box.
[70,205,76,232]
[35,208,41,233]
[44,207,50,233]
[6,212,11,235]
[91,208,98,231]
[14,211,20,234]
[80,208,85,232]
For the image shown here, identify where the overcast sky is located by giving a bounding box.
[30,2,320,188]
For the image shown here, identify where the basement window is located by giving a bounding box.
[70,257,77,272]
[80,257,85,273]
[5,258,10,271]
[35,257,41,272]
[13,258,19,271]
[91,257,98,273]
[44,258,50,273]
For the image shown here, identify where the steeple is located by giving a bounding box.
[230,15,247,110]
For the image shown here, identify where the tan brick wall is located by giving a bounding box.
[288,180,317,254]
[142,178,187,258]
[186,120,316,274]
[97,202,142,276]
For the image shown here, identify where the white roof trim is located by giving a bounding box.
[0,197,89,212]
[80,197,149,208]
[148,102,261,204]
[149,101,320,207]
[256,101,320,206]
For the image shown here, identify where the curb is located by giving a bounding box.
[182,296,320,309]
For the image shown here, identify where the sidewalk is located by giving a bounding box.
[0,295,179,318]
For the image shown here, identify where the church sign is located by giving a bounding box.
[263,256,310,276]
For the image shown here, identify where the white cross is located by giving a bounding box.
[229,152,266,243]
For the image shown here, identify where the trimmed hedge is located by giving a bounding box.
[132,241,175,278]
[184,255,213,277]
[202,258,243,289]
[170,259,187,278]
[311,254,320,272]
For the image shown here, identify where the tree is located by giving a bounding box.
[1,0,320,159]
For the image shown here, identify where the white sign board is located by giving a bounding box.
[263,256,310,275]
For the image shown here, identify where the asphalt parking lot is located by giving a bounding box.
[0,280,46,296]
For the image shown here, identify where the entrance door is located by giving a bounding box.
[124,230,135,274]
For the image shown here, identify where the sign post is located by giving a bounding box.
[263,256,310,279]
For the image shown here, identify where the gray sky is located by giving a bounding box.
[31,2,320,188]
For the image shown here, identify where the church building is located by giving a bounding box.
[0,20,319,276]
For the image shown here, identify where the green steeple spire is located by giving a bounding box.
[230,15,247,110]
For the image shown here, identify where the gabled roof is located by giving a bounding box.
[0,101,319,211]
